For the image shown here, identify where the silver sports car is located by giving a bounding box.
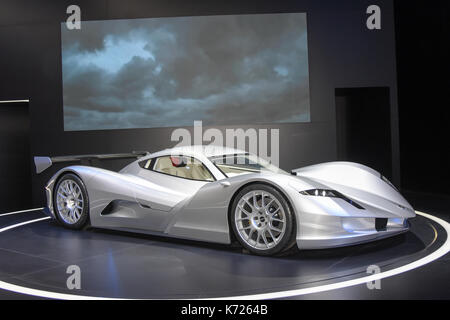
[35,145,415,256]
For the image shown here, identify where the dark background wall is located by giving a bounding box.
[394,0,450,197]
[0,0,401,207]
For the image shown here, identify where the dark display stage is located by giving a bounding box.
[0,206,448,300]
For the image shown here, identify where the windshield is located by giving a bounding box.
[209,153,288,177]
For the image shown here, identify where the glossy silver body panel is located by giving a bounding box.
[44,146,415,250]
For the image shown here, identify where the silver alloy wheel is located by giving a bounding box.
[234,190,287,250]
[56,179,84,224]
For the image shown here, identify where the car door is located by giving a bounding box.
[132,155,215,231]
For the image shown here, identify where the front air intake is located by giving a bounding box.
[375,218,388,231]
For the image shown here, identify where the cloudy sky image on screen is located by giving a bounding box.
[61,13,310,131]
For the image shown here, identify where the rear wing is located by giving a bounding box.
[34,151,149,174]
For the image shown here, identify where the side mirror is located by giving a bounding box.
[170,156,188,168]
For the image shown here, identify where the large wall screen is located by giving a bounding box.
[61,13,310,131]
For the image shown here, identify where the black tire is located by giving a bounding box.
[230,184,297,256]
[53,173,89,230]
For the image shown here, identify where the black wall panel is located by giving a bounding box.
[395,0,450,196]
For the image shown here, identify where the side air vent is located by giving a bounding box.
[101,201,117,215]
[101,200,146,215]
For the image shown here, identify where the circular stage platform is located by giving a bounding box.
[0,209,448,299]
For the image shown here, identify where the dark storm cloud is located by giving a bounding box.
[62,13,310,131]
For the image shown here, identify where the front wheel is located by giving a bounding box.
[53,173,89,230]
[230,184,297,256]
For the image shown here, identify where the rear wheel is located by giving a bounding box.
[53,173,89,230]
[230,184,297,256]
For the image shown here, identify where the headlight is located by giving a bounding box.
[299,189,365,210]
[300,189,339,197]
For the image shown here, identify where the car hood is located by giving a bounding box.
[291,162,415,218]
